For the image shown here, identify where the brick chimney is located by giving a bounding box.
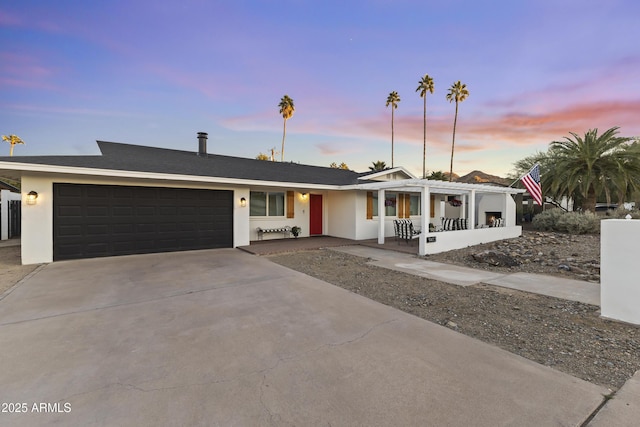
[197,132,208,157]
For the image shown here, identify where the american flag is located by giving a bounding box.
[521,164,542,205]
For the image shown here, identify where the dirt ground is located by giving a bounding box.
[0,245,40,297]
[268,232,640,392]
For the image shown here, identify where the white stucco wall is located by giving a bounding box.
[21,175,54,264]
[477,194,515,227]
[600,219,640,325]
[421,226,522,255]
[326,190,356,239]
[353,191,396,240]
[20,173,251,264]
[249,190,314,241]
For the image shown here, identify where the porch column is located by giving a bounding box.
[378,189,385,244]
[469,189,476,229]
[502,193,509,226]
[461,194,467,219]
[419,185,430,256]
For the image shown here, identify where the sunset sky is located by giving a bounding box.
[2,0,639,178]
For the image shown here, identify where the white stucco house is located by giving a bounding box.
[0,133,524,265]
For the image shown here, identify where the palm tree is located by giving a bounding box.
[416,74,435,178]
[330,162,350,170]
[385,91,400,168]
[2,134,25,156]
[369,160,388,172]
[278,95,295,161]
[549,127,639,211]
[426,170,448,181]
[446,81,469,181]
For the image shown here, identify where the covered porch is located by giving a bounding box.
[357,179,525,256]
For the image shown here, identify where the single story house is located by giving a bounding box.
[0,133,524,265]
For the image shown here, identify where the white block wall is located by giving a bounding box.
[601,219,640,325]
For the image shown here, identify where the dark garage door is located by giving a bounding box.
[54,183,233,261]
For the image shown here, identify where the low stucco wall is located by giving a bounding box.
[600,219,640,325]
[420,226,522,255]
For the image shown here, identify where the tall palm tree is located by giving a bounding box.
[446,81,469,181]
[278,95,295,161]
[2,134,25,156]
[369,160,388,172]
[385,91,400,168]
[416,74,434,178]
[549,127,639,211]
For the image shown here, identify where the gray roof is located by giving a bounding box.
[0,141,366,186]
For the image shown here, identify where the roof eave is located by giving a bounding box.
[0,162,345,190]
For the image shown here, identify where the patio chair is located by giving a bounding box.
[397,219,420,244]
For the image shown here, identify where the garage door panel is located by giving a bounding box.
[86,224,109,235]
[85,243,110,255]
[58,225,82,237]
[112,206,134,216]
[86,206,109,217]
[54,184,233,261]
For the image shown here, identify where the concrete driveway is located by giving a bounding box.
[0,249,607,426]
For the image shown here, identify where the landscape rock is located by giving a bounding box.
[472,250,520,267]
[429,231,601,282]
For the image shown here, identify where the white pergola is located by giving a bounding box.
[355,179,525,256]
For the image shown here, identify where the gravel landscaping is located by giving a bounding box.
[0,245,40,297]
[268,231,640,391]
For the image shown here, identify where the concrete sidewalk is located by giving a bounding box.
[331,245,601,305]
[0,248,611,426]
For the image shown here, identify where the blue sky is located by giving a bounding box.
[2,0,639,177]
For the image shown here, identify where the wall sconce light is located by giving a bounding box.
[240,197,247,207]
[301,192,308,200]
[26,191,38,205]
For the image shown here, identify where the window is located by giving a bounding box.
[368,192,423,218]
[410,195,421,216]
[385,193,397,217]
[250,191,285,216]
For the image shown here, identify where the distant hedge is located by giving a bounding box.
[532,209,600,234]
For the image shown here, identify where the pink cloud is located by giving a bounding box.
[3,103,149,118]
[0,9,21,26]
[332,99,640,156]
[0,51,61,91]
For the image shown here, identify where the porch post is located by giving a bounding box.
[461,194,467,219]
[469,189,476,230]
[419,185,429,256]
[502,193,509,226]
[378,189,385,244]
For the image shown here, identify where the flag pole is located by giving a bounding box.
[509,164,537,188]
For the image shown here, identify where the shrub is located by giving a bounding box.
[531,209,565,231]
[608,206,640,219]
[532,209,600,234]
[557,211,600,234]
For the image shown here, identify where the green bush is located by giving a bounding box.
[557,211,600,234]
[531,209,565,231]
[532,209,600,234]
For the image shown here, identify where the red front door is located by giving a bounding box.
[309,194,323,235]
